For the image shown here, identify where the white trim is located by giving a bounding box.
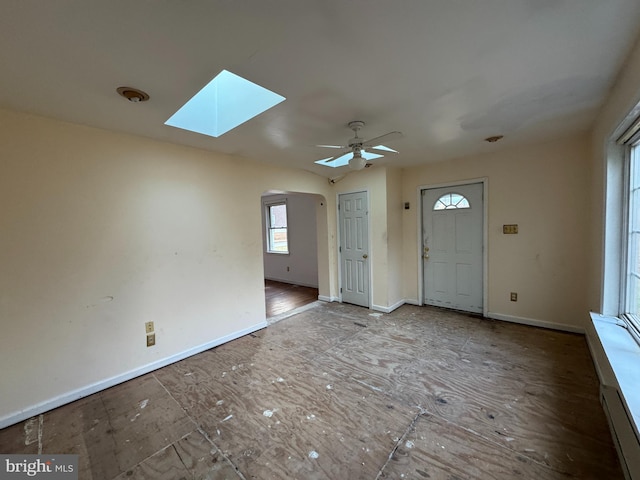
[264,199,289,254]
[267,301,321,325]
[417,178,489,316]
[589,312,640,475]
[602,141,628,316]
[371,299,406,313]
[487,312,584,334]
[0,321,267,430]
[585,332,607,386]
[318,295,339,302]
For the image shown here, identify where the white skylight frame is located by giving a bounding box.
[165,70,285,138]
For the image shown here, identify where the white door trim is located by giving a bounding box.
[336,189,372,308]
[416,178,488,317]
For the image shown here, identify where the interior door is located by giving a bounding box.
[339,191,369,307]
[422,183,483,313]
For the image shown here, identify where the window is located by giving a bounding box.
[623,143,640,344]
[433,193,470,210]
[266,202,288,253]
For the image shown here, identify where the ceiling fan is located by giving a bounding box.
[317,121,403,170]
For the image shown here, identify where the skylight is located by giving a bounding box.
[165,70,285,138]
[315,150,384,168]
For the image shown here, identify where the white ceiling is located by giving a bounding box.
[2,1,640,176]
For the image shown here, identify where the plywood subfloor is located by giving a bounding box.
[0,303,622,479]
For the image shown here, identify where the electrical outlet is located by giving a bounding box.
[146,333,155,347]
[145,321,154,333]
[510,292,518,302]
[503,224,519,234]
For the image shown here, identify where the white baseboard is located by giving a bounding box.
[318,295,339,302]
[372,299,406,314]
[0,321,267,430]
[404,299,421,306]
[487,312,584,334]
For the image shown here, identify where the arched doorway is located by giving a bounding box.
[261,191,326,320]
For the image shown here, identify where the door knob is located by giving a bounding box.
[363,254,368,259]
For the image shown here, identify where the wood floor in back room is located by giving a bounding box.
[265,279,319,318]
[0,303,623,479]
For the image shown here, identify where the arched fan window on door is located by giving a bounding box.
[433,193,470,210]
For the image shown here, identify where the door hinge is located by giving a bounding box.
[339,246,341,253]
[340,287,342,293]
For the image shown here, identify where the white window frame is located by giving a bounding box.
[621,141,640,345]
[433,192,471,210]
[265,201,289,254]
[597,115,640,474]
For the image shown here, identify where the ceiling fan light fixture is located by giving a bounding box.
[315,121,403,169]
[348,152,366,170]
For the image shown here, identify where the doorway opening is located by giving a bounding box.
[261,192,323,319]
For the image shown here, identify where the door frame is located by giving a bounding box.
[417,178,488,316]
[337,189,372,307]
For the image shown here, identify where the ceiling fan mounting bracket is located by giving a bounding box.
[348,120,365,131]
[347,121,366,147]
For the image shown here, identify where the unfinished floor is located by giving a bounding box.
[0,303,622,479]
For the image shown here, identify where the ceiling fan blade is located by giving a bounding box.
[316,144,348,149]
[320,149,351,162]
[362,131,403,148]
[367,146,399,156]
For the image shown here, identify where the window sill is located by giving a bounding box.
[265,251,289,255]
[590,312,640,439]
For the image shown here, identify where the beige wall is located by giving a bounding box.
[1,68,623,425]
[333,167,385,308]
[589,32,640,314]
[0,108,335,426]
[402,135,591,329]
[585,32,640,391]
[386,167,404,309]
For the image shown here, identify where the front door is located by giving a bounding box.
[422,183,483,313]
[339,191,369,307]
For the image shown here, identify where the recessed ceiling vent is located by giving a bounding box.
[117,86,150,103]
[484,135,504,143]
